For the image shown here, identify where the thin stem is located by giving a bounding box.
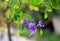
[7,22,12,41]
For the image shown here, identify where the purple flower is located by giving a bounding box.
[23,18,28,25]
[28,22,37,34]
[38,20,45,27]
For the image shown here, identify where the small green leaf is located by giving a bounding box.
[40,29,43,36]
[44,13,48,19]
[47,8,52,12]
[45,8,52,12]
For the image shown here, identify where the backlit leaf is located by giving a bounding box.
[44,13,48,19]
[40,29,43,36]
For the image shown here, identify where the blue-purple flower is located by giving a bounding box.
[23,18,28,25]
[38,20,45,27]
[28,22,37,34]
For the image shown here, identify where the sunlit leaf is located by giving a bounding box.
[29,5,34,11]
[13,5,19,9]
[29,0,44,6]
[40,29,43,36]
[45,8,52,12]
[47,8,52,12]
[33,7,39,11]
[5,0,9,2]
[5,9,10,18]
[44,13,48,19]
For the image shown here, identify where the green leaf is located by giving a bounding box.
[14,14,20,20]
[47,8,52,12]
[44,13,48,19]
[29,0,43,6]
[16,11,24,21]
[49,0,60,9]
[45,7,52,12]
[40,29,43,36]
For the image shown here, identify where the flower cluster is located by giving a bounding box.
[22,18,45,34]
